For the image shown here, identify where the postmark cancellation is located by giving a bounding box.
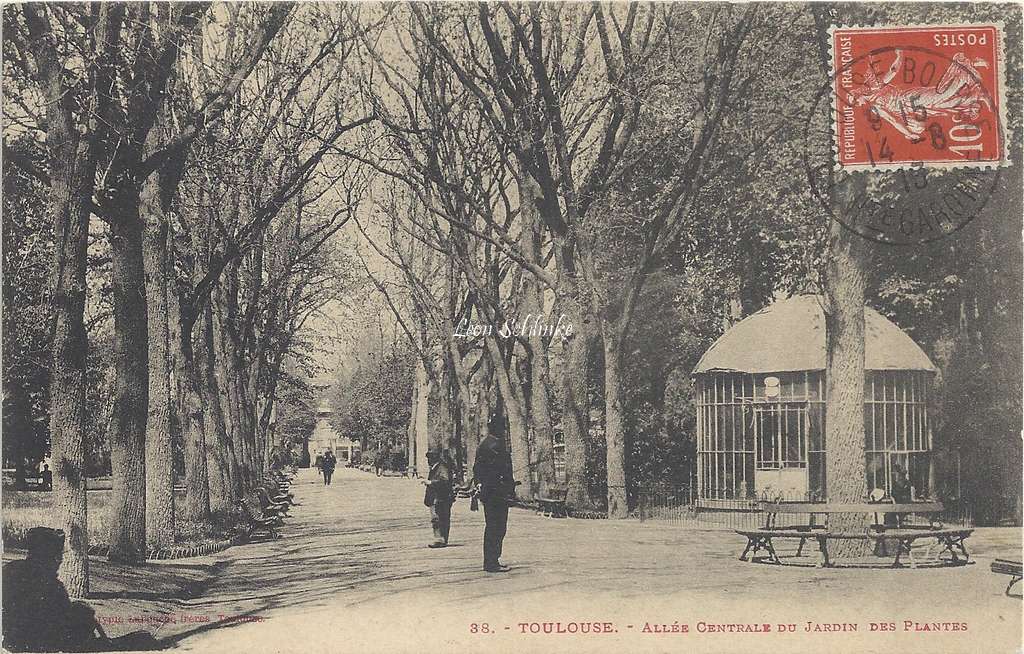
[829,24,1009,171]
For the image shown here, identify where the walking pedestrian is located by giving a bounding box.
[472,417,516,573]
[322,449,337,486]
[314,453,324,480]
[422,449,455,548]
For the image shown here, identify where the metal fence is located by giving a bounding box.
[633,486,973,529]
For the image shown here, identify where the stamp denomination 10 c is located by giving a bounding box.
[830,24,1007,171]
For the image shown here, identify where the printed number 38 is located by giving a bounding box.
[470,623,491,634]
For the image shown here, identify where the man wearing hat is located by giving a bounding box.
[421,448,455,548]
[472,416,516,573]
[2,527,99,652]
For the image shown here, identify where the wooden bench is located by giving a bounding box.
[737,501,971,568]
[238,496,283,541]
[991,559,1022,597]
[256,486,289,517]
[737,526,972,568]
[535,487,569,518]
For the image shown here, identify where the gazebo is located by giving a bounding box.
[692,295,936,506]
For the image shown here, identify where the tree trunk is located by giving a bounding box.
[426,356,453,455]
[176,284,211,520]
[518,177,557,494]
[483,334,533,499]
[559,294,595,510]
[107,200,149,563]
[823,213,873,557]
[603,333,628,518]
[141,178,175,549]
[410,359,430,476]
[180,345,212,520]
[447,339,476,481]
[469,365,492,480]
[201,302,234,511]
[46,130,95,597]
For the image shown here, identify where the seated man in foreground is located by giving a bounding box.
[2,527,157,652]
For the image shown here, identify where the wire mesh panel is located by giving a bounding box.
[698,369,933,504]
[864,370,933,498]
[697,372,825,501]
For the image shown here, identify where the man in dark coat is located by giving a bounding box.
[3,528,160,652]
[891,464,913,503]
[473,419,515,573]
[423,449,455,548]
[321,449,337,486]
[3,528,101,652]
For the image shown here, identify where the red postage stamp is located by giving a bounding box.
[830,24,1007,170]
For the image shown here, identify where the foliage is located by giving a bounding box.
[275,371,317,461]
[330,348,414,453]
[1,137,51,468]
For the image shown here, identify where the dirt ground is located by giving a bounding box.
[7,467,1020,653]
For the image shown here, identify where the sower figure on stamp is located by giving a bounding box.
[473,416,516,573]
[422,449,455,548]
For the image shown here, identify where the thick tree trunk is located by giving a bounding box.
[212,278,247,496]
[141,180,175,549]
[410,359,430,476]
[180,346,212,520]
[559,294,595,510]
[447,339,476,480]
[46,136,95,597]
[175,285,211,520]
[107,202,149,563]
[823,215,872,557]
[483,334,533,499]
[201,303,234,511]
[518,178,557,494]
[426,357,453,455]
[603,333,628,518]
[467,364,493,479]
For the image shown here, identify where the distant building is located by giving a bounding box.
[308,385,360,464]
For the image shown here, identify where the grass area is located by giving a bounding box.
[2,490,239,551]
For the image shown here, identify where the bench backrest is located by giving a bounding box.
[538,487,567,501]
[241,496,265,518]
[765,501,944,514]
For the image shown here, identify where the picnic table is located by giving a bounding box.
[737,501,972,568]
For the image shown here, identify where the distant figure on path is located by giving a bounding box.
[40,464,52,491]
[422,449,455,548]
[2,527,158,652]
[314,453,324,479]
[374,447,385,477]
[473,418,515,573]
[322,450,337,486]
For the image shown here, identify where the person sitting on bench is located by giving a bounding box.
[2,527,157,652]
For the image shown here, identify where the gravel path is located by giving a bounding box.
[86,467,1020,653]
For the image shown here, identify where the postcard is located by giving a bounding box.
[2,2,1021,653]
